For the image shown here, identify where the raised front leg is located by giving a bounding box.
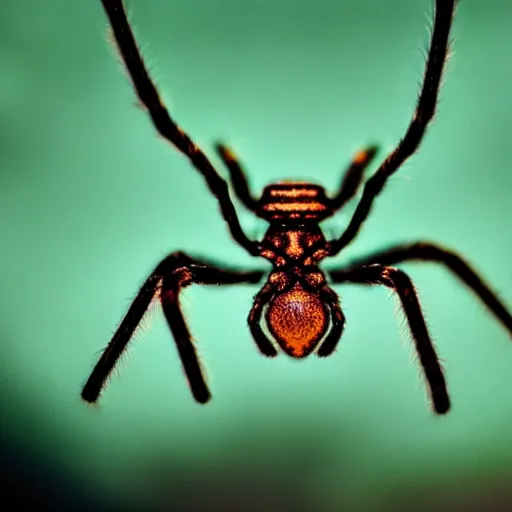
[99,1,259,255]
[329,0,456,255]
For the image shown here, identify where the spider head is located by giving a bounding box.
[256,182,333,222]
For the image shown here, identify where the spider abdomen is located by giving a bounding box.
[266,283,329,358]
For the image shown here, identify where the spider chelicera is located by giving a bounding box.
[82,0,511,414]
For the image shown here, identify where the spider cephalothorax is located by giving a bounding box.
[256,183,333,221]
[82,0,511,414]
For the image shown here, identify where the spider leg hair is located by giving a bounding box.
[99,0,258,255]
[329,0,457,254]
[329,263,450,414]
[329,241,512,336]
[81,251,264,404]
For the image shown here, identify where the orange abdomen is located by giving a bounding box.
[265,284,329,358]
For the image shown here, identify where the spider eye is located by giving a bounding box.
[265,284,329,358]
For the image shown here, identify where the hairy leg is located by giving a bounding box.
[82,252,264,403]
[330,145,378,211]
[329,241,512,336]
[215,143,259,211]
[329,0,456,254]
[331,263,450,414]
[99,1,259,255]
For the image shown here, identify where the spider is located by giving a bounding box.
[82,0,511,414]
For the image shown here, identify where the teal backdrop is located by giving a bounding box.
[1,0,511,510]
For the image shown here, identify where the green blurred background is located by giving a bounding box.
[1,0,511,510]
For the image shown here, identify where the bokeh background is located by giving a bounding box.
[1,0,511,510]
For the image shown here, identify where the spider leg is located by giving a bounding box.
[330,264,450,414]
[248,283,279,357]
[215,143,259,211]
[316,287,346,357]
[81,252,265,404]
[329,0,456,255]
[100,1,258,256]
[329,145,379,211]
[328,241,512,336]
